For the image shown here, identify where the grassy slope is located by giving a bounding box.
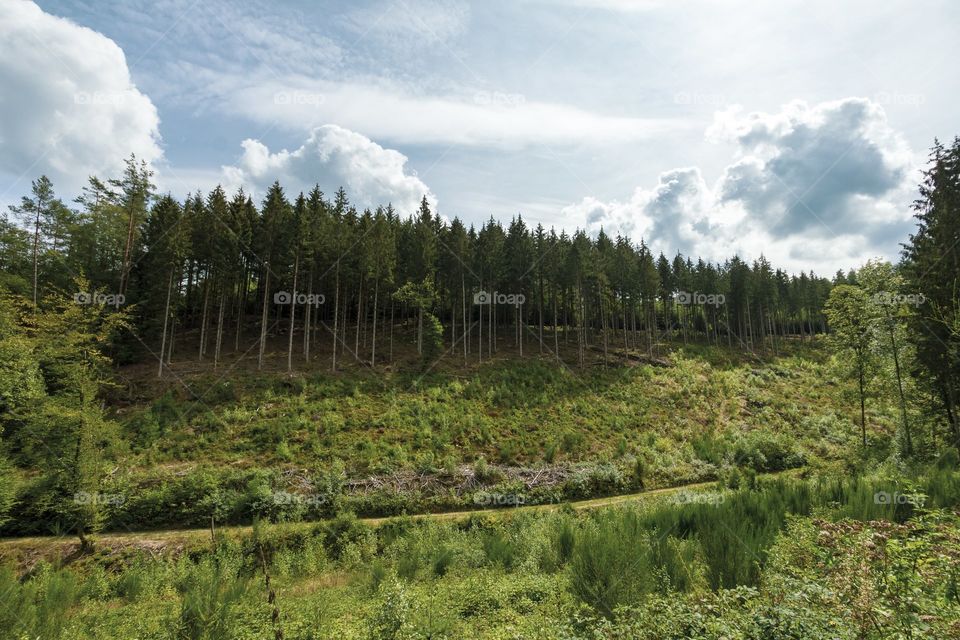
[116,339,883,482]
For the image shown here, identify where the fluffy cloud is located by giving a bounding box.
[570,98,918,273]
[222,125,434,215]
[709,99,913,238]
[0,1,163,194]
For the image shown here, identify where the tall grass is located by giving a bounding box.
[174,557,250,640]
[569,468,960,613]
[0,564,78,640]
[570,513,706,611]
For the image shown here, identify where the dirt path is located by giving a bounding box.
[0,476,772,568]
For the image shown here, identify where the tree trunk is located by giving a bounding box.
[355,278,363,358]
[214,288,225,369]
[258,266,271,370]
[371,276,379,366]
[478,287,483,364]
[886,315,911,454]
[303,270,313,360]
[553,289,559,363]
[858,362,867,448]
[119,204,137,297]
[287,251,299,373]
[31,209,40,306]
[158,268,174,378]
[199,276,210,360]
[331,264,340,371]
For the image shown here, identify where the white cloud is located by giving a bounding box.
[185,74,688,149]
[709,98,914,237]
[570,98,918,274]
[248,79,690,148]
[0,0,163,195]
[222,124,434,215]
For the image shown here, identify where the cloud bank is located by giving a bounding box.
[569,98,917,274]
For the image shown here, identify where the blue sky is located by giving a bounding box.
[2,0,958,273]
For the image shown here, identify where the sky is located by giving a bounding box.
[1,0,958,275]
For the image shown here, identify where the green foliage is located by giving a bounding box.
[419,311,443,368]
[0,453,15,528]
[569,509,657,617]
[174,557,250,640]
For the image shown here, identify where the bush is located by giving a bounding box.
[0,564,79,640]
[174,558,249,640]
[320,512,372,561]
[733,431,805,472]
[569,510,655,618]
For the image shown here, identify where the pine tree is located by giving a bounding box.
[256,182,292,370]
[902,138,960,450]
[7,176,64,305]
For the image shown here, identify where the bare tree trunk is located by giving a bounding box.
[858,362,867,448]
[158,268,174,378]
[214,288,225,369]
[886,314,911,454]
[492,301,497,354]
[303,270,313,360]
[287,252,299,373]
[518,303,523,357]
[199,276,210,360]
[235,264,247,352]
[355,279,363,358]
[168,274,181,365]
[258,267,271,370]
[371,276,379,366]
[622,294,629,354]
[119,205,136,297]
[331,264,339,371]
[553,290,559,363]
[538,272,544,355]
[31,208,40,306]
[478,287,483,364]
[417,306,423,355]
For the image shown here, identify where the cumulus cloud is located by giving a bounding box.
[222,125,434,215]
[0,0,163,194]
[570,98,918,273]
[709,98,913,238]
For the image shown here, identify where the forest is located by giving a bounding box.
[0,138,958,639]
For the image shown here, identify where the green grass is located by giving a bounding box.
[2,469,958,639]
[4,340,912,535]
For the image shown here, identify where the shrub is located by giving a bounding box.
[482,529,518,570]
[569,510,655,618]
[733,431,806,472]
[320,512,372,561]
[174,558,249,640]
[0,564,79,640]
[368,578,411,640]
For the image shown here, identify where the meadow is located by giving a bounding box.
[2,468,958,639]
